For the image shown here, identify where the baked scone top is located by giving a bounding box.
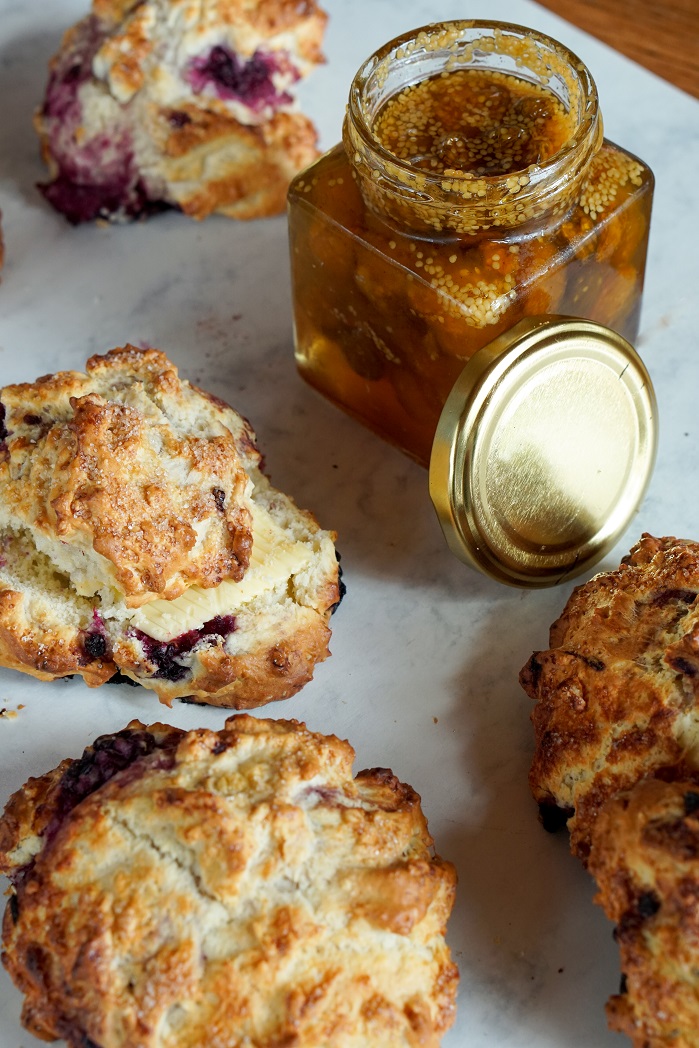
[523,534,699,860]
[0,346,256,607]
[1,714,458,1047]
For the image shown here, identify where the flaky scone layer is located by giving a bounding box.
[35,0,327,223]
[522,534,699,861]
[0,345,341,707]
[1,715,458,1048]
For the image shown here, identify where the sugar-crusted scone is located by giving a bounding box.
[588,776,699,1047]
[2,346,255,606]
[35,0,327,224]
[521,534,699,861]
[0,346,341,706]
[0,715,459,1047]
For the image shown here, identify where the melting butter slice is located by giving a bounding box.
[128,505,313,642]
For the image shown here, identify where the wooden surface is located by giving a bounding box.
[535,0,699,98]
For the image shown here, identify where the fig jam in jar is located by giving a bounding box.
[287,21,654,469]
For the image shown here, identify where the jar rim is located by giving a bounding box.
[346,19,601,196]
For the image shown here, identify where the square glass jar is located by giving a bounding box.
[287,20,654,469]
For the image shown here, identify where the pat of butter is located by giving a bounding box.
[128,505,313,641]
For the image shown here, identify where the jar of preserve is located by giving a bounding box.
[288,21,657,586]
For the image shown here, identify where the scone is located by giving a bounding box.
[35,0,327,224]
[589,777,699,1047]
[522,534,699,861]
[0,345,342,707]
[0,714,459,1047]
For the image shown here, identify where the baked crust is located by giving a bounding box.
[1,715,458,1047]
[1,346,253,606]
[0,346,341,707]
[522,534,699,861]
[35,0,327,224]
[589,777,699,1047]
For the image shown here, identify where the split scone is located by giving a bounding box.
[0,345,342,707]
[522,534,699,862]
[35,0,327,224]
[588,776,699,1047]
[0,714,459,1047]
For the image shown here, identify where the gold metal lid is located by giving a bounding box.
[429,316,657,587]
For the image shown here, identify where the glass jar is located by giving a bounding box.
[287,20,654,470]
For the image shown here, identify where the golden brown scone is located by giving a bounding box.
[1,346,254,605]
[35,0,327,224]
[522,534,699,861]
[0,715,459,1047]
[0,346,342,707]
[589,776,699,1047]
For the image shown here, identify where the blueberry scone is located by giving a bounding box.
[522,534,699,861]
[588,776,699,1047]
[0,345,342,706]
[35,0,327,224]
[0,714,459,1047]
[521,536,699,1043]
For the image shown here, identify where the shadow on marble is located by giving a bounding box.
[436,600,622,1046]
[254,376,509,601]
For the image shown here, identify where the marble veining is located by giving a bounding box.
[1,1,698,1045]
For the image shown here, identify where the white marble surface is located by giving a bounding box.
[0,1,698,1045]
